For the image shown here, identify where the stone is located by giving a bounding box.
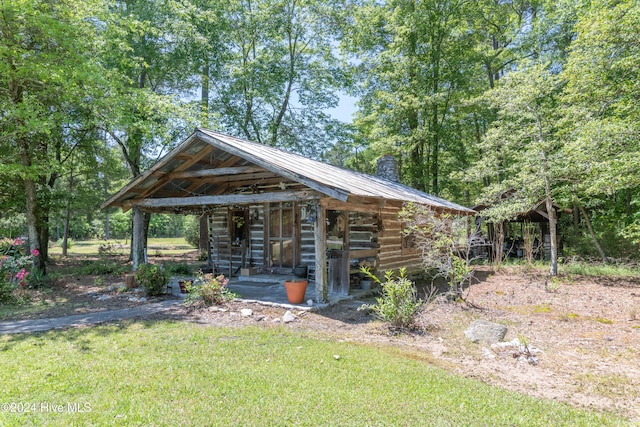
[282,310,297,323]
[306,299,314,307]
[240,308,253,317]
[254,315,266,322]
[464,320,507,344]
[272,318,281,323]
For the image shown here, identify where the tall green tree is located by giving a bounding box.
[465,63,564,274]
[0,0,107,271]
[201,0,347,158]
[344,0,485,197]
[560,0,640,252]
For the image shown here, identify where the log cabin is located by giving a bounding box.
[102,128,474,302]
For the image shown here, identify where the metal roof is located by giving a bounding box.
[102,128,474,215]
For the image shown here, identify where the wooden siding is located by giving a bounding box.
[377,203,423,273]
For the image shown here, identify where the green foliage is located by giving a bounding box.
[183,215,200,248]
[359,267,422,329]
[135,263,170,297]
[164,262,192,276]
[76,261,127,276]
[26,268,49,289]
[0,280,16,305]
[56,237,74,249]
[399,202,474,297]
[184,271,234,306]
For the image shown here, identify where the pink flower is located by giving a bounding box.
[15,269,28,281]
[30,249,40,257]
[13,238,23,246]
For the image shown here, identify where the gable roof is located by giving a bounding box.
[102,128,474,215]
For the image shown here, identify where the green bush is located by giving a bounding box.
[185,271,234,306]
[56,237,74,249]
[26,268,49,289]
[77,261,127,276]
[359,267,423,329]
[164,262,192,276]
[0,280,16,305]
[183,216,200,248]
[135,263,170,296]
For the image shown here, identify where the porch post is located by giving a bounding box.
[132,206,145,270]
[314,203,328,303]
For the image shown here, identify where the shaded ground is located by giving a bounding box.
[2,262,640,422]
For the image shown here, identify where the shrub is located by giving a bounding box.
[183,216,200,248]
[26,268,49,289]
[165,262,192,276]
[56,237,74,249]
[78,261,127,276]
[185,271,234,306]
[359,267,423,329]
[135,264,170,296]
[0,280,16,305]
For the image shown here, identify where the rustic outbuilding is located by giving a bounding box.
[102,128,473,302]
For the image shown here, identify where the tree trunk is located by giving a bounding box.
[62,173,73,257]
[541,150,558,276]
[199,214,209,254]
[578,204,607,264]
[18,138,45,274]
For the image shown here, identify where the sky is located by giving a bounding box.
[326,92,358,123]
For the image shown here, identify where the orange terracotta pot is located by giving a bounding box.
[284,280,308,304]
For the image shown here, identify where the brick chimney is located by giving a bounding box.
[375,154,400,183]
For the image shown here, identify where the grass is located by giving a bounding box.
[561,261,640,278]
[48,238,195,257]
[0,322,630,426]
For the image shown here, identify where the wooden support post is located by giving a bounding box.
[314,203,328,303]
[132,207,146,270]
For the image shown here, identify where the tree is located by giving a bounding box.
[343,0,489,198]
[465,63,563,275]
[201,0,347,158]
[560,0,640,251]
[0,0,107,272]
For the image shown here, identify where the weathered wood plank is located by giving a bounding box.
[126,190,321,209]
[314,204,328,302]
[168,166,264,180]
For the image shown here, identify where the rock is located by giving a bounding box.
[282,310,297,323]
[139,297,147,302]
[95,295,111,301]
[306,299,314,307]
[272,318,281,323]
[464,320,507,344]
[240,308,253,317]
[481,347,496,359]
[254,315,266,322]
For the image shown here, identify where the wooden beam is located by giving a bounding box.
[183,172,282,193]
[535,209,550,220]
[196,130,350,202]
[133,144,218,201]
[168,166,263,180]
[320,197,384,213]
[132,207,145,270]
[314,203,328,303]
[125,190,322,209]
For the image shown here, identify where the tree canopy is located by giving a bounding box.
[1,0,639,270]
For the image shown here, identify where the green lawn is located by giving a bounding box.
[0,321,629,426]
[48,238,195,257]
